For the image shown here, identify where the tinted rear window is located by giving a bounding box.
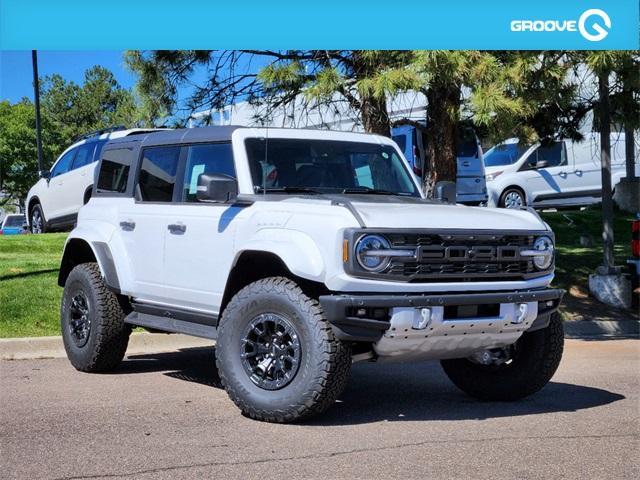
[97,148,133,193]
[138,146,181,202]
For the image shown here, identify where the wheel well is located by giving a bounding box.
[500,186,526,204]
[58,239,97,287]
[219,250,328,316]
[83,187,93,204]
[27,197,40,219]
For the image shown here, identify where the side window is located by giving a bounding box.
[138,146,181,202]
[97,148,133,193]
[72,143,97,170]
[527,142,566,169]
[50,149,76,177]
[182,143,235,202]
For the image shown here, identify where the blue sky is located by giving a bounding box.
[0,51,137,103]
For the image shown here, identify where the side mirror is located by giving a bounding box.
[39,170,51,180]
[196,173,238,203]
[435,181,456,204]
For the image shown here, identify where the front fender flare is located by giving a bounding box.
[235,229,325,281]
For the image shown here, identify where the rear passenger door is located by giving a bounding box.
[117,145,182,304]
[46,147,77,221]
[162,142,238,312]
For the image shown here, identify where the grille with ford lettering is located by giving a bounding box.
[347,230,552,282]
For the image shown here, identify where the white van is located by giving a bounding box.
[484,132,639,209]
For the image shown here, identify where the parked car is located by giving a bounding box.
[25,126,162,233]
[392,124,487,205]
[58,126,563,423]
[0,214,27,235]
[484,132,639,209]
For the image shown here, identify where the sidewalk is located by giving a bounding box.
[1,320,637,360]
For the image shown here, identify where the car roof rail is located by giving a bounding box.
[74,125,127,142]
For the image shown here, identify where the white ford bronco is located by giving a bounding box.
[58,126,564,423]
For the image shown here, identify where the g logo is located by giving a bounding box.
[578,9,611,42]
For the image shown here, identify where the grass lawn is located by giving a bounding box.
[0,208,635,337]
[0,233,67,337]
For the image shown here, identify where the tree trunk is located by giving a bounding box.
[360,94,391,137]
[624,126,636,180]
[598,71,615,272]
[423,83,461,197]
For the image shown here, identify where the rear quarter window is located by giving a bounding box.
[96,148,134,194]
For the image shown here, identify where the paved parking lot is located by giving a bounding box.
[1,339,638,479]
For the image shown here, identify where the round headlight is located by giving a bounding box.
[532,236,554,270]
[355,234,391,272]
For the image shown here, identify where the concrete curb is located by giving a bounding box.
[0,332,213,360]
[1,320,637,360]
[564,320,639,339]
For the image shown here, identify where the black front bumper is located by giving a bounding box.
[319,288,564,342]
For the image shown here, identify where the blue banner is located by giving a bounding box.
[0,0,637,50]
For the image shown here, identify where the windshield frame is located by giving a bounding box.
[238,132,423,198]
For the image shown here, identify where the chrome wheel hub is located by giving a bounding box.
[32,210,42,234]
[504,191,523,209]
[240,313,301,390]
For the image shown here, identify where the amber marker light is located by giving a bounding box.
[343,239,349,263]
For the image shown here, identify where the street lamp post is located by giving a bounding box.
[31,50,45,176]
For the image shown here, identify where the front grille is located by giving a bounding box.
[380,231,542,282]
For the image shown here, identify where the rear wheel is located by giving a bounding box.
[216,277,351,423]
[499,188,525,209]
[61,263,131,372]
[30,203,47,234]
[441,313,564,401]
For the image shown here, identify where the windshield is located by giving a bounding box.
[484,142,530,167]
[245,138,420,197]
[3,215,25,227]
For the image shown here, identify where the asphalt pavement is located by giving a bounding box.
[1,339,638,480]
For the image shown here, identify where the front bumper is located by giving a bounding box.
[320,288,564,343]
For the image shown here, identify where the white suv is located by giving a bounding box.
[484,133,639,209]
[58,126,564,422]
[25,127,160,233]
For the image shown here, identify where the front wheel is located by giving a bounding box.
[499,188,525,209]
[441,313,564,401]
[216,277,351,423]
[30,203,47,234]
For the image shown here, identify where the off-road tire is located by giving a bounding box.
[216,277,351,423]
[61,263,131,372]
[441,312,564,401]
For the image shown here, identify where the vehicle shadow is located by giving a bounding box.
[119,347,625,425]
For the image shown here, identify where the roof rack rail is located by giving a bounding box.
[74,125,127,142]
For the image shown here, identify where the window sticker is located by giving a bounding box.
[189,164,206,194]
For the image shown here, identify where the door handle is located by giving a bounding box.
[168,223,186,235]
[559,172,567,178]
[119,220,136,231]
[574,169,583,176]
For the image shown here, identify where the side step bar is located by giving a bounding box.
[125,312,218,340]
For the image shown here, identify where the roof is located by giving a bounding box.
[105,125,243,148]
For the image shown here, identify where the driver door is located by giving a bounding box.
[517,141,572,206]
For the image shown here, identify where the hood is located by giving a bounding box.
[349,200,547,231]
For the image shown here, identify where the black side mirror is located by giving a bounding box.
[435,181,456,204]
[39,170,51,180]
[197,173,238,203]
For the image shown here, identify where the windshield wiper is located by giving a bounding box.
[254,186,323,195]
[341,187,409,196]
